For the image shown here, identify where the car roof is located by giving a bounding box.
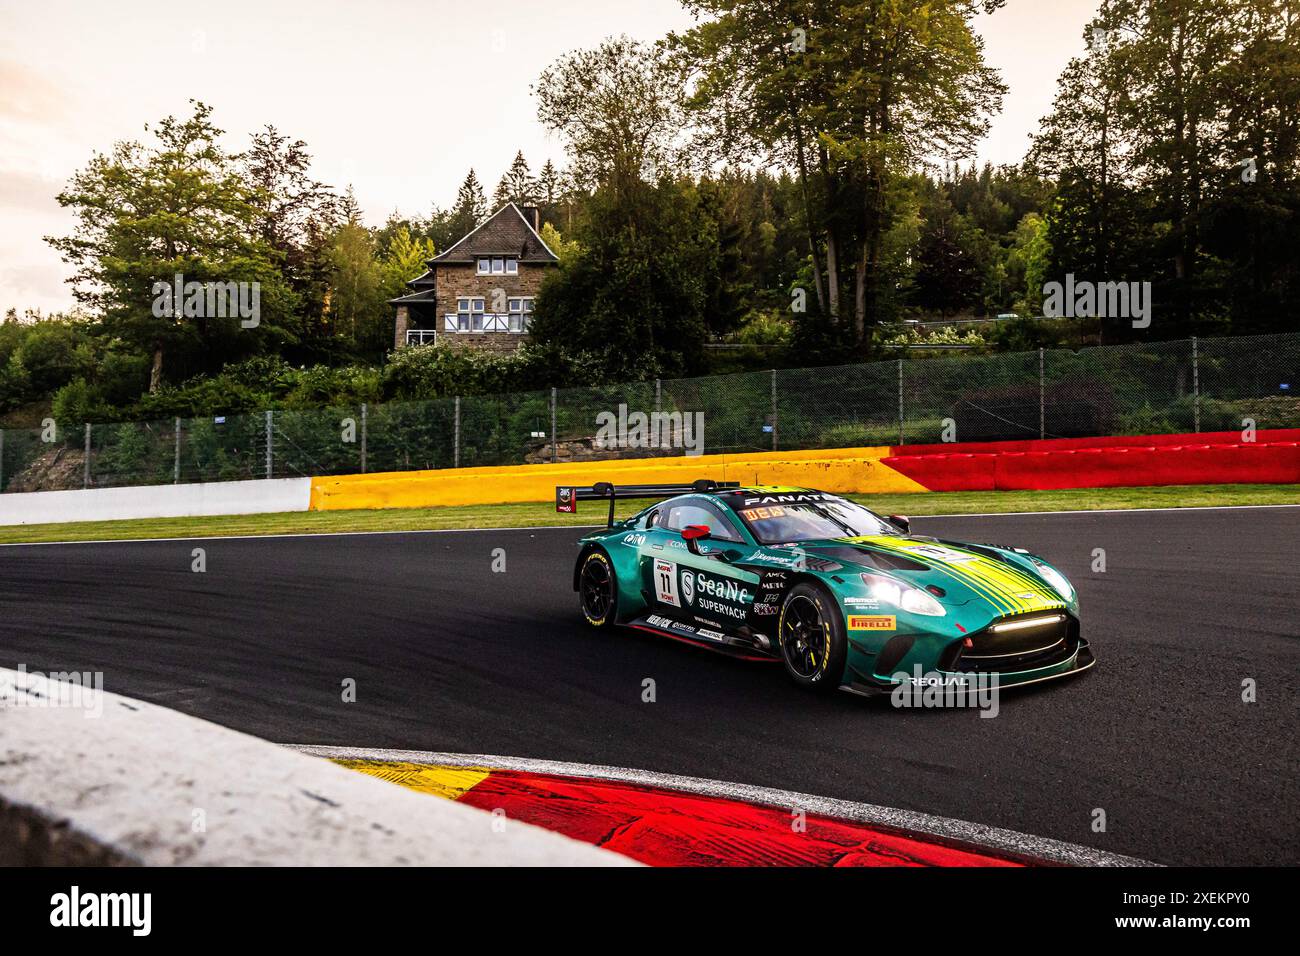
[713,486,839,510]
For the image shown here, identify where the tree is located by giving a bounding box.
[46,101,290,392]
[242,126,340,360]
[449,169,488,239]
[534,36,688,203]
[242,125,339,253]
[674,1,1006,350]
[529,178,716,379]
[912,188,986,317]
[328,215,385,359]
[493,150,537,208]
[379,226,437,303]
[1004,213,1052,317]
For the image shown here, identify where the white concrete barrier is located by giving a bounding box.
[0,477,312,527]
[0,667,630,866]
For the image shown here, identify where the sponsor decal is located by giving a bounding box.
[699,598,747,621]
[647,614,696,637]
[739,506,788,521]
[654,560,680,607]
[890,665,1000,717]
[674,569,753,622]
[747,552,801,567]
[693,572,750,604]
[848,615,897,631]
[844,596,883,609]
[696,628,726,641]
[621,532,647,547]
[741,492,833,506]
[753,602,779,616]
[556,486,576,514]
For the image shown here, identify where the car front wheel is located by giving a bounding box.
[777,583,847,692]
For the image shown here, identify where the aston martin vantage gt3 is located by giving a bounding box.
[561,481,1094,696]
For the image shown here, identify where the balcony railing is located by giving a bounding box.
[442,314,532,333]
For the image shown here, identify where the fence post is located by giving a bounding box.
[265,410,272,479]
[360,403,368,473]
[770,369,778,451]
[174,417,181,484]
[1039,347,1046,440]
[550,387,558,464]
[897,360,904,446]
[1192,336,1200,433]
[453,396,461,469]
[83,423,91,488]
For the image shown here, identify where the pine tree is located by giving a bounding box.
[450,169,487,237]
[493,151,537,208]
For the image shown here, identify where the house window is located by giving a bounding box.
[476,257,518,276]
[451,297,485,331]
[508,297,534,332]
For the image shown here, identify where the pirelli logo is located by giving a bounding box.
[848,615,896,631]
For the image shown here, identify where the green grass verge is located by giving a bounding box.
[1,483,1296,545]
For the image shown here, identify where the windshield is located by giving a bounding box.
[734,497,898,544]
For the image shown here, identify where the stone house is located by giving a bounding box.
[391,203,558,353]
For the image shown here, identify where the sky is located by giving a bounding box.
[0,0,1102,317]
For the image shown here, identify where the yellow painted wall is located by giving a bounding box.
[309,446,927,511]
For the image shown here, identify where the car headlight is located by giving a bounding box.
[859,574,946,616]
[1031,558,1074,601]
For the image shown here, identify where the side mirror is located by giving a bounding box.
[888,514,911,534]
[681,524,711,555]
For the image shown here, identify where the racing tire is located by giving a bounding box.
[777,582,847,693]
[578,548,618,627]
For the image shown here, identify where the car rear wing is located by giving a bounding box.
[556,480,740,527]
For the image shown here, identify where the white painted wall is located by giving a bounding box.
[0,667,629,866]
[0,477,312,526]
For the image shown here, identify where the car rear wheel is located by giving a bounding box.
[778,583,847,692]
[578,549,618,627]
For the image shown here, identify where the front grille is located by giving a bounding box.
[950,614,1078,673]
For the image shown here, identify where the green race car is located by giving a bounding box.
[561,481,1094,696]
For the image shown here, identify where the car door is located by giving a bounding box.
[639,498,760,636]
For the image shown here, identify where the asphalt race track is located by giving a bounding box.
[3,506,1297,865]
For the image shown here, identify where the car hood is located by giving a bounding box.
[790,534,1069,618]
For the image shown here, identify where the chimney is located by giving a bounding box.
[520,205,540,231]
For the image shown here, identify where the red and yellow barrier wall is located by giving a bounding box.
[882,429,1300,492]
[308,429,1300,511]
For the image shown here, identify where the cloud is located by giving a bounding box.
[0,167,65,214]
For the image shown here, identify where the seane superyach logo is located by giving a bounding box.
[50,886,151,936]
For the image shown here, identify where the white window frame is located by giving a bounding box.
[476,257,518,276]
[507,297,534,333]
